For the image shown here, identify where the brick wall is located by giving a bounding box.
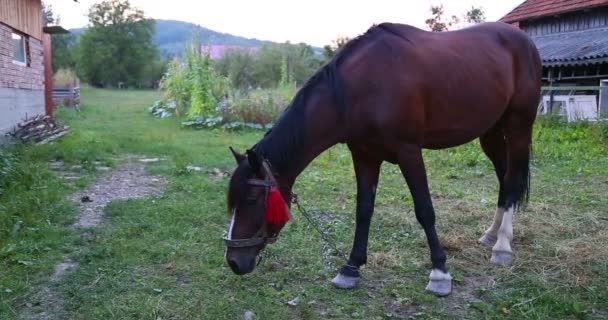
[0,22,44,91]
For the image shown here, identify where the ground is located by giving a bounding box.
[1,87,607,319]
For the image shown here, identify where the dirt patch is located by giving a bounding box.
[439,275,496,318]
[72,157,166,228]
[50,258,79,282]
[21,286,66,320]
[23,157,167,319]
[384,301,426,318]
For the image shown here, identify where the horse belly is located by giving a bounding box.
[422,128,482,149]
[421,103,506,149]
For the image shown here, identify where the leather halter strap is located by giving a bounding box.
[224,162,280,248]
[223,223,278,248]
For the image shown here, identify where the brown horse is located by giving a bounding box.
[224,22,542,296]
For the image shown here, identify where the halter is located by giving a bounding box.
[224,160,285,249]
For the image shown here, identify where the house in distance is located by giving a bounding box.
[501,0,608,118]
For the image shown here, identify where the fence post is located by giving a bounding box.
[600,80,608,118]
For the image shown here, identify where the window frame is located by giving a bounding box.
[11,32,27,66]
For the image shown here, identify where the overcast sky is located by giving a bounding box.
[46,0,524,47]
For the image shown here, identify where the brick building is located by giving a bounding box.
[0,0,48,135]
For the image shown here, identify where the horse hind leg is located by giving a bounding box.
[478,123,508,249]
[489,107,535,267]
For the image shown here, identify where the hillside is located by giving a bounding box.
[153,19,273,57]
[71,19,313,58]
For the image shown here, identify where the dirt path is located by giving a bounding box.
[22,157,166,320]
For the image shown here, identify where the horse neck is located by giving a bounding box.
[261,90,346,191]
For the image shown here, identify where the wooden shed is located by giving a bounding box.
[501,0,608,118]
[501,0,608,85]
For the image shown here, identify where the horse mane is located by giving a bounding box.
[228,24,390,211]
[252,24,382,173]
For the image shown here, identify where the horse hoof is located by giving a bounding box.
[425,269,452,297]
[491,250,513,266]
[478,233,497,248]
[331,273,360,289]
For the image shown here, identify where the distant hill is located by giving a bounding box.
[71,19,321,58]
[153,19,273,57]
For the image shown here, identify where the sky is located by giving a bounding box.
[46,0,524,47]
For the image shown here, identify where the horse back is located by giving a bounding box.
[342,22,541,150]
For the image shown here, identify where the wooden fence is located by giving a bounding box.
[540,85,608,121]
[52,87,81,108]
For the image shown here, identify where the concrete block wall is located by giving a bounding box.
[0,22,45,135]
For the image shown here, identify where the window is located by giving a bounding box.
[12,33,27,65]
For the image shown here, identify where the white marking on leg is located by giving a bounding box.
[425,269,452,296]
[331,273,360,289]
[486,207,505,237]
[491,205,514,266]
[429,269,452,281]
[479,207,505,247]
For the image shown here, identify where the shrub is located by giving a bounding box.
[158,38,230,119]
[53,68,80,88]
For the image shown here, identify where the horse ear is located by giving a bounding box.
[246,149,261,173]
[229,146,246,164]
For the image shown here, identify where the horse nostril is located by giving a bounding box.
[228,259,240,273]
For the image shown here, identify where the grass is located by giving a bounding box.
[1,86,607,319]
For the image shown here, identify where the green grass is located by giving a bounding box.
[1,87,607,319]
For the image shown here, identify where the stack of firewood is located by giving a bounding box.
[9,115,69,144]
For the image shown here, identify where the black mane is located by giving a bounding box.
[251,24,382,173]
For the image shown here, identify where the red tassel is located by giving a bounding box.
[265,187,289,225]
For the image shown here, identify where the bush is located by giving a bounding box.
[158,38,230,118]
[53,68,80,88]
[227,89,292,124]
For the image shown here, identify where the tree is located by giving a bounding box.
[425,4,459,32]
[215,49,256,89]
[51,33,77,72]
[323,36,350,61]
[41,2,76,72]
[77,0,158,87]
[42,2,55,26]
[465,6,486,24]
[286,43,319,86]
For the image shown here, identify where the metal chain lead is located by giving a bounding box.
[291,194,348,262]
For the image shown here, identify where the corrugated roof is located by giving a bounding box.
[531,26,608,66]
[501,0,608,23]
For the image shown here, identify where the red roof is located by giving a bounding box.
[501,0,608,23]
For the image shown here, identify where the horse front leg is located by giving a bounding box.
[399,146,452,297]
[332,151,381,289]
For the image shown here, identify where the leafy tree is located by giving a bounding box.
[288,43,320,85]
[42,2,55,26]
[465,6,486,24]
[323,36,350,61]
[42,2,77,72]
[425,4,459,32]
[214,41,319,90]
[77,0,158,87]
[214,49,256,89]
[252,44,284,88]
[51,34,77,72]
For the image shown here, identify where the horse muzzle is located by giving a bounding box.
[226,252,257,275]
